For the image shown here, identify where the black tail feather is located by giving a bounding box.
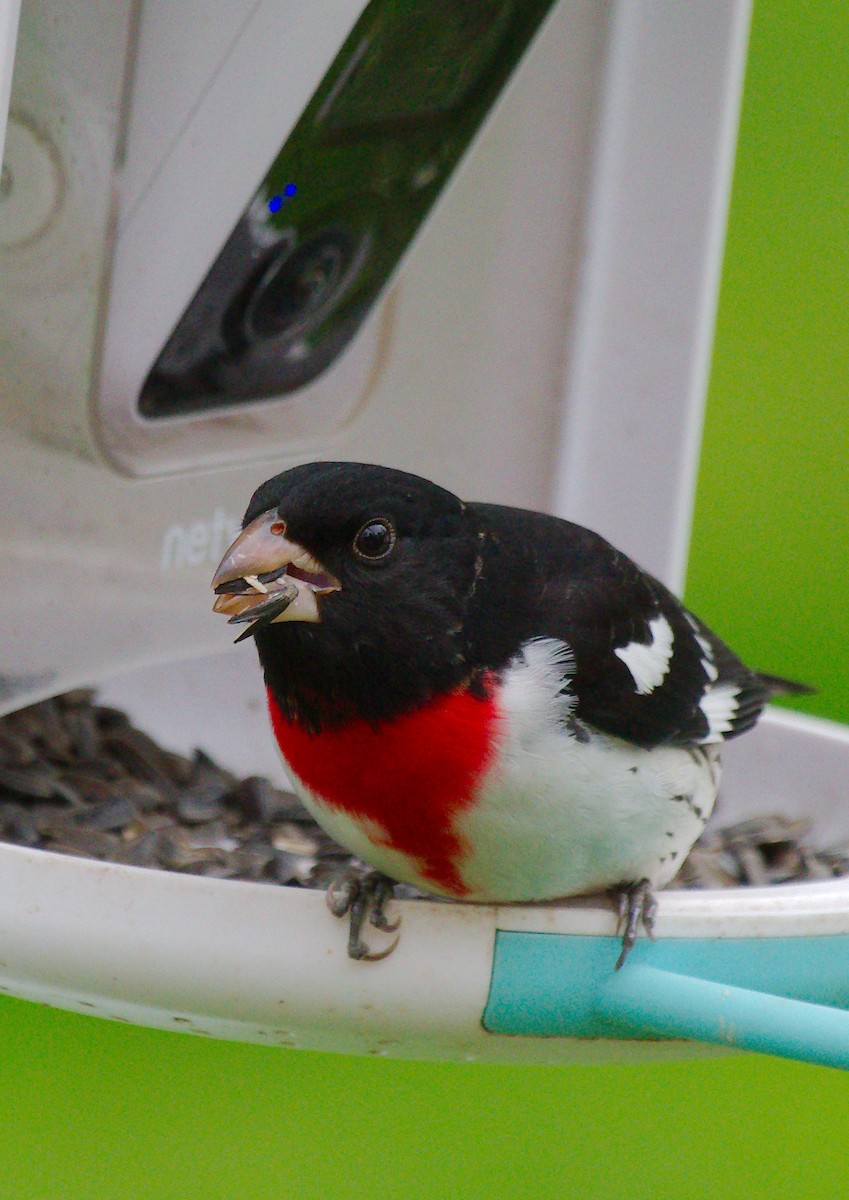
[756,671,816,698]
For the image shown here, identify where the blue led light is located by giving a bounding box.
[268,184,297,214]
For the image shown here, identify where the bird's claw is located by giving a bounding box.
[368,876,401,933]
[613,878,657,969]
[326,867,401,961]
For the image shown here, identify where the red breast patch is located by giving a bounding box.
[267,684,500,895]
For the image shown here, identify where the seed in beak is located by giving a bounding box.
[244,574,269,594]
[228,582,300,643]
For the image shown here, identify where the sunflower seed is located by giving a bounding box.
[59,688,98,708]
[229,775,307,824]
[0,802,39,845]
[273,849,318,886]
[176,787,225,825]
[62,706,101,759]
[103,727,181,795]
[111,830,166,867]
[271,822,320,856]
[84,796,138,832]
[0,762,68,801]
[45,826,122,858]
[56,769,126,805]
[0,727,38,766]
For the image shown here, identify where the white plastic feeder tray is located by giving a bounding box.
[2,654,849,1068]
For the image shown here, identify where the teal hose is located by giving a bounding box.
[601,964,849,1070]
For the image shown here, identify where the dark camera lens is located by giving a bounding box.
[243,229,356,343]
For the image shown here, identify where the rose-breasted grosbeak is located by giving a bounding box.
[212,461,809,965]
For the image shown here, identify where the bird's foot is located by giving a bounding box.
[613,878,657,970]
[326,866,401,961]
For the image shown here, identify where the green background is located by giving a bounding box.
[3,2,849,1195]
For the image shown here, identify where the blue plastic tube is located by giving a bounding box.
[601,964,849,1070]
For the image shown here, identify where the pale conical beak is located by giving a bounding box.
[211,509,340,636]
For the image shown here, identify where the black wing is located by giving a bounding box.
[469,503,809,749]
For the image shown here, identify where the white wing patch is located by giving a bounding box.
[614,614,674,696]
[699,682,740,741]
[500,638,577,747]
[693,630,719,682]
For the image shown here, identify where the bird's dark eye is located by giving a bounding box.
[353,518,396,562]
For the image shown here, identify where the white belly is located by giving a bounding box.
[455,727,719,901]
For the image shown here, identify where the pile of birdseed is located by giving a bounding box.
[0,690,846,892]
[667,817,849,889]
[0,689,359,889]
